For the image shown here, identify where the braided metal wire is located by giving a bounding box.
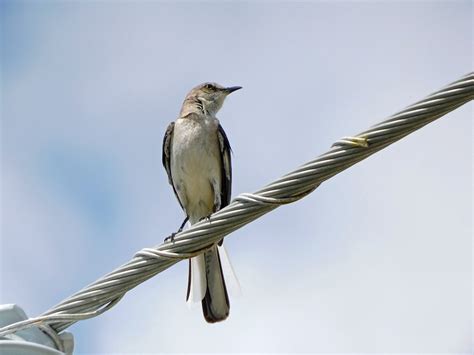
[1,72,472,338]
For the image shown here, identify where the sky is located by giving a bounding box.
[0,0,472,354]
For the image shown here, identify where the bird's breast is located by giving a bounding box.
[172,118,220,167]
[170,117,221,221]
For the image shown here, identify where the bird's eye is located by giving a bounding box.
[205,84,214,90]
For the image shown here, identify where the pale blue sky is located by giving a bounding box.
[1,1,472,353]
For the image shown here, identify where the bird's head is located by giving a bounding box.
[181,82,242,117]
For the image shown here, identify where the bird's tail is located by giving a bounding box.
[187,245,229,323]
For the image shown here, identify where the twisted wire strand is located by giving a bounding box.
[1,73,472,338]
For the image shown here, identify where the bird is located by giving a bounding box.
[162,82,241,323]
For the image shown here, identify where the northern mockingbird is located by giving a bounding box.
[162,82,241,323]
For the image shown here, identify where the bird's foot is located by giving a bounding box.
[164,232,177,243]
[165,217,188,243]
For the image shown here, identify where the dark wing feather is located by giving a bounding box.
[162,122,174,184]
[217,124,232,208]
[162,122,184,210]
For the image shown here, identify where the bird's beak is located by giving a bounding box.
[224,86,242,94]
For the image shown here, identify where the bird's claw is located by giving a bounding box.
[164,232,177,243]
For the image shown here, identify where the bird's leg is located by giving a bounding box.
[164,216,189,242]
[177,216,189,232]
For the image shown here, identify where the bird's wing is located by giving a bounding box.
[162,121,184,210]
[217,124,232,208]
